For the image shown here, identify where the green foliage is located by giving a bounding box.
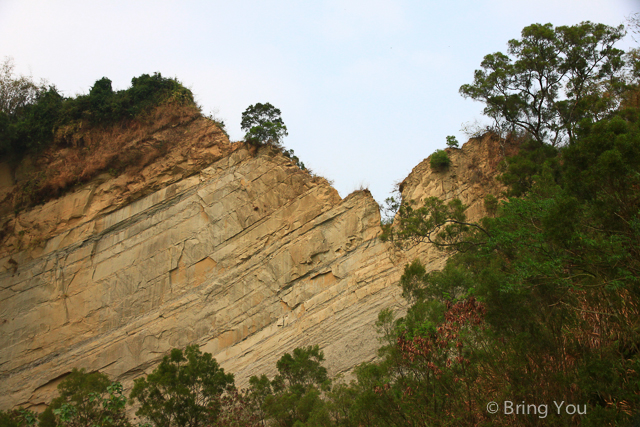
[57,73,193,128]
[0,409,37,427]
[241,102,288,147]
[498,138,559,196]
[380,196,489,253]
[429,149,451,171]
[379,184,402,226]
[445,135,459,148]
[52,383,129,427]
[283,148,306,170]
[483,194,499,216]
[249,345,330,427]
[39,369,129,427]
[460,21,626,146]
[129,345,234,427]
[0,70,195,158]
[372,107,640,425]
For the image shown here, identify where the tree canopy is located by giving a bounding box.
[129,345,234,427]
[241,102,288,147]
[35,368,129,427]
[460,21,626,146]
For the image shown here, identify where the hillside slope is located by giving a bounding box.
[0,114,512,411]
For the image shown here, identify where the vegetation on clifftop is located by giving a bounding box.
[0,62,232,211]
[0,61,197,158]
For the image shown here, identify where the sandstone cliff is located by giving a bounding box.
[0,115,512,410]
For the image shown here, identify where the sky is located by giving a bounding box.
[0,0,637,204]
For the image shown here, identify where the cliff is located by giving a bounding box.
[0,114,512,411]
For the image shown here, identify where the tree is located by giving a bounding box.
[0,57,46,116]
[445,135,459,148]
[380,196,490,255]
[52,383,130,427]
[129,345,234,427]
[249,345,330,427]
[460,22,626,146]
[372,106,640,425]
[241,103,288,147]
[39,368,129,427]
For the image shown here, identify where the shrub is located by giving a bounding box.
[430,149,451,171]
[0,409,37,427]
[283,148,305,170]
[0,70,195,158]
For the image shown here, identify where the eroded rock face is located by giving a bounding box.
[0,127,510,411]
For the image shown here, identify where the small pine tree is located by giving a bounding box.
[446,135,459,148]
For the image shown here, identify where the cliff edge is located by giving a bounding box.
[0,114,512,410]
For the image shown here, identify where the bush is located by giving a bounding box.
[283,148,305,170]
[0,409,37,427]
[429,149,451,171]
[0,70,195,158]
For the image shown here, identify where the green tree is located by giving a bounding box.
[39,368,129,427]
[497,137,559,196]
[249,345,330,427]
[445,135,459,148]
[11,86,64,154]
[372,107,640,425]
[380,196,489,253]
[52,383,129,427]
[241,103,288,147]
[460,22,626,146]
[129,345,234,427]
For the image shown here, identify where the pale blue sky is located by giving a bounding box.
[0,0,637,203]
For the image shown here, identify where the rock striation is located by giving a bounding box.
[0,116,511,411]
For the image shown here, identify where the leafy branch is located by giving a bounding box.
[380,197,491,253]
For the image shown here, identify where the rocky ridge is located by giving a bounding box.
[0,118,511,411]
